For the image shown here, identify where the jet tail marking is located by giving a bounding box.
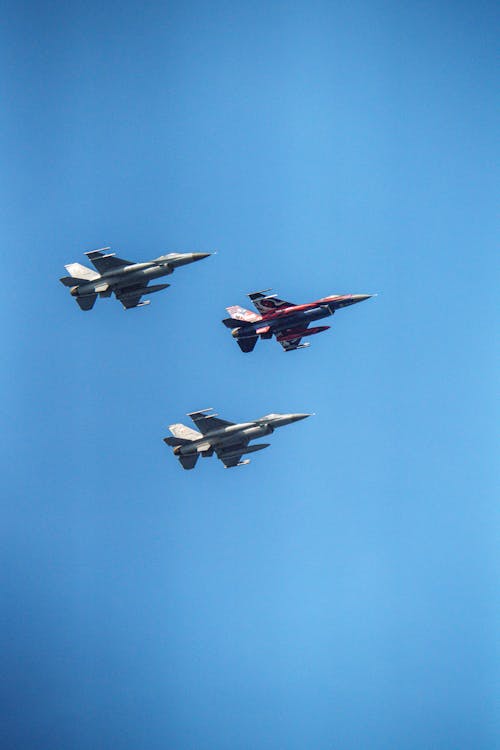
[168,423,202,441]
[225,305,261,323]
[64,262,100,281]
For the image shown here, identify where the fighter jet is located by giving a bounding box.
[164,408,312,469]
[222,289,373,352]
[60,247,211,310]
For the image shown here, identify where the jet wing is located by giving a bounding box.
[276,325,309,352]
[85,248,134,274]
[215,441,249,468]
[248,290,294,314]
[188,409,234,434]
[114,284,149,309]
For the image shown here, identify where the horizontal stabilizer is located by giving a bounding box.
[163,436,191,447]
[60,276,87,287]
[221,317,252,329]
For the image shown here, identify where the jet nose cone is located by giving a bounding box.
[192,252,211,261]
[271,412,313,427]
[351,294,373,303]
[287,413,313,423]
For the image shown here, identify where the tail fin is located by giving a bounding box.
[168,423,201,441]
[64,262,99,281]
[226,305,261,323]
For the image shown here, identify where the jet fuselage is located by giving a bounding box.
[69,252,210,298]
[174,422,274,456]
[172,413,310,457]
[165,411,312,468]
[232,294,371,340]
[71,261,172,297]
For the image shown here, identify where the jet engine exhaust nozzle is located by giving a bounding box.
[231,327,256,339]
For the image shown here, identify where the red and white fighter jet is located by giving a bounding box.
[222,289,373,352]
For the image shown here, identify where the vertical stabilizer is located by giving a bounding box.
[168,423,202,441]
[226,305,261,323]
[65,262,100,281]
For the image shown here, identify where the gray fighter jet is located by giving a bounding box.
[60,247,211,310]
[164,408,312,469]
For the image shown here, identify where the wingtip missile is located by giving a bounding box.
[224,459,251,468]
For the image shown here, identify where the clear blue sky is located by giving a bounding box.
[1,1,497,748]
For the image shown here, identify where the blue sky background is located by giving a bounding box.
[1,1,498,748]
